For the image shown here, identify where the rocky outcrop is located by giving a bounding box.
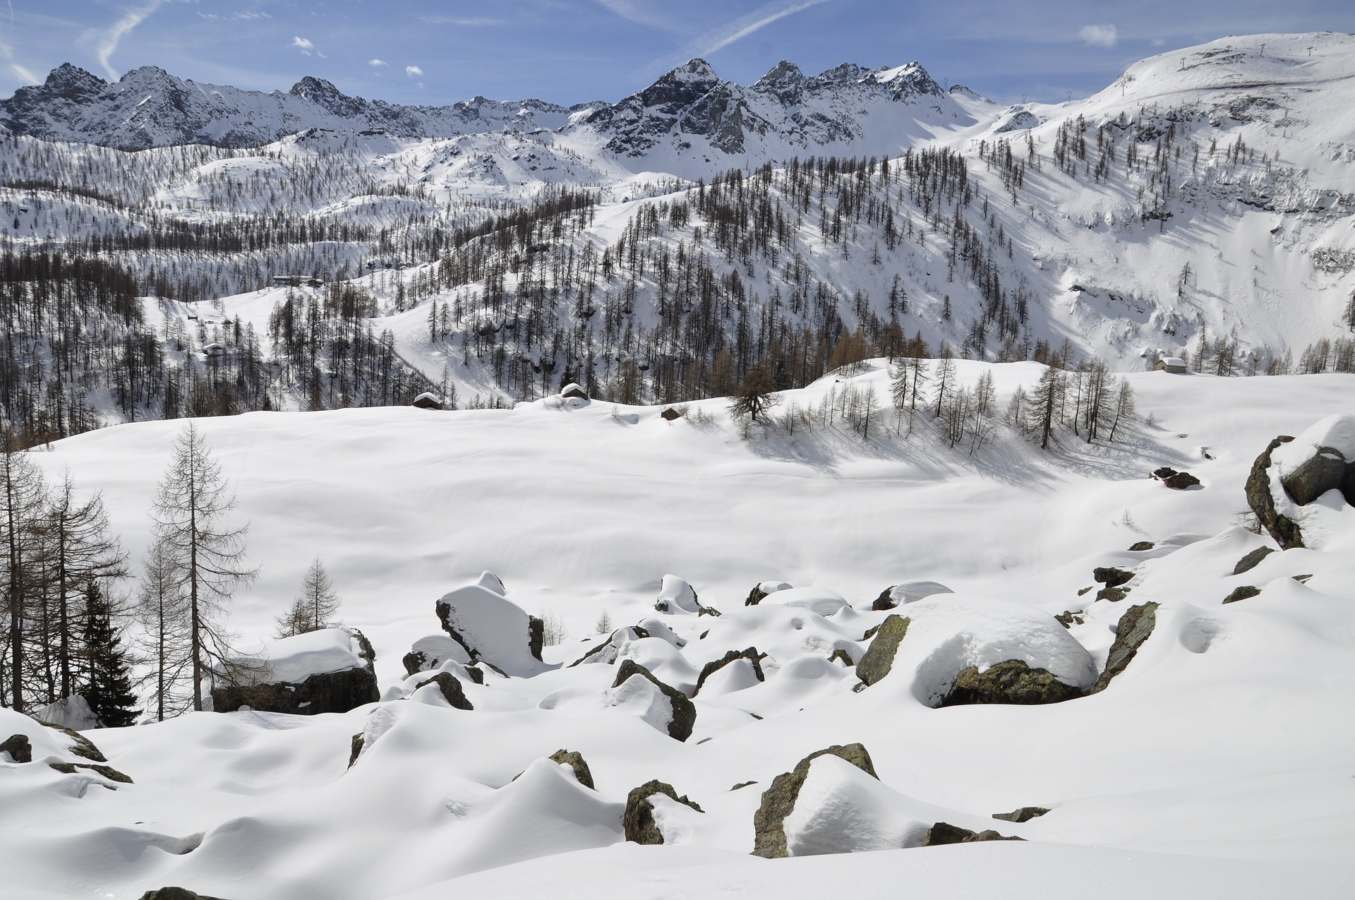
[1223,585,1261,604]
[1093,567,1134,588]
[549,749,595,789]
[611,660,696,741]
[745,581,791,606]
[1,733,33,763]
[1246,436,1304,549]
[1091,602,1159,693]
[752,743,878,858]
[1055,610,1085,628]
[939,660,1084,706]
[49,761,133,783]
[992,806,1050,823]
[922,822,1023,845]
[855,615,910,687]
[213,665,379,716]
[43,721,107,762]
[623,779,703,844]
[413,672,473,710]
[1128,541,1155,551]
[1232,546,1275,575]
[693,648,765,696]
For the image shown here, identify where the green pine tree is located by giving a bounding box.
[83,581,139,728]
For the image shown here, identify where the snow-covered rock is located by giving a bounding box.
[212,627,380,715]
[434,573,547,677]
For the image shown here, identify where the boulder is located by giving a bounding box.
[42,721,107,762]
[623,779,703,844]
[549,749,595,789]
[939,660,1083,707]
[568,626,650,667]
[746,580,792,606]
[434,574,546,676]
[1152,466,1179,479]
[463,664,485,685]
[212,628,379,716]
[1232,546,1275,575]
[1128,541,1155,552]
[752,743,877,858]
[855,615,910,687]
[1281,449,1348,504]
[1,733,33,763]
[693,648,765,696]
[993,806,1050,823]
[1091,602,1158,693]
[1054,610,1085,629]
[610,660,696,741]
[1222,585,1261,604]
[1274,415,1355,505]
[49,761,133,783]
[659,406,684,421]
[1162,471,1201,490]
[653,574,710,615]
[410,392,443,410]
[828,648,855,667]
[923,822,1023,845]
[1096,586,1130,602]
[871,581,954,610]
[1246,436,1304,549]
[139,889,230,900]
[412,672,473,710]
[1092,567,1134,588]
[401,634,470,677]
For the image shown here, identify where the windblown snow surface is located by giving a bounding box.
[1,361,1353,898]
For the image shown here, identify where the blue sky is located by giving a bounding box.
[1,1,1353,104]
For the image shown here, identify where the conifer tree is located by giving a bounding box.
[82,582,138,728]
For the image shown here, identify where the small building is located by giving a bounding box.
[411,392,444,410]
[1154,356,1188,374]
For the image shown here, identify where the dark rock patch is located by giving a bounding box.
[1,733,32,763]
[41,721,106,762]
[49,761,133,783]
[548,749,595,789]
[1281,446,1348,505]
[611,660,696,741]
[623,780,703,844]
[730,780,757,791]
[1091,602,1158,693]
[1055,610,1085,629]
[568,626,650,667]
[1232,546,1275,575]
[1096,586,1130,602]
[347,733,364,769]
[993,806,1050,823]
[1128,541,1155,552]
[752,743,877,858]
[1093,567,1134,588]
[939,660,1083,707]
[693,647,765,696]
[401,651,428,677]
[856,615,910,687]
[212,665,379,716]
[660,406,684,421]
[1222,585,1261,604]
[828,648,854,666]
[1162,471,1201,490]
[923,822,1023,846]
[413,672,473,710]
[1246,436,1304,549]
[464,664,485,685]
[1152,466,1179,479]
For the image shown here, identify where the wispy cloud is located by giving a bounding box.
[96,0,163,79]
[199,10,271,22]
[593,0,673,30]
[0,39,38,84]
[405,64,423,78]
[417,15,507,27]
[292,35,316,54]
[688,0,829,59]
[368,58,387,67]
[1077,24,1119,49]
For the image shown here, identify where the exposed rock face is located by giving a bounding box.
[413,672,474,710]
[1,733,33,763]
[1233,546,1275,575]
[212,665,379,716]
[1281,447,1349,504]
[752,743,878,858]
[923,822,1023,845]
[1093,567,1134,588]
[939,660,1083,707]
[623,779,703,844]
[693,648,765,696]
[855,615,910,687]
[138,888,230,900]
[1223,585,1261,604]
[1091,602,1159,693]
[1246,436,1304,549]
[549,749,595,789]
[993,806,1050,823]
[611,660,696,741]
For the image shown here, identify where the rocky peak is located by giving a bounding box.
[872,61,944,100]
[638,58,721,109]
[40,63,106,101]
[753,60,805,103]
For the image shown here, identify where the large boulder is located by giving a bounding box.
[922,822,1023,845]
[1232,546,1275,575]
[1274,415,1355,505]
[608,660,696,741]
[412,672,473,710]
[1246,436,1304,549]
[434,572,546,676]
[752,743,878,858]
[623,780,704,844]
[855,615,910,687]
[1091,602,1159,693]
[939,660,1084,706]
[212,627,379,715]
[1093,567,1134,588]
[692,647,765,696]
[1,733,32,763]
[993,806,1050,823]
[653,574,717,616]
[872,581,954,611]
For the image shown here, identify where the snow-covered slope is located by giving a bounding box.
[3,363,1353,898]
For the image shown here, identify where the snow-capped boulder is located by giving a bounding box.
[746,580,793,606]
[635,617,685,648]
[757,586,849,616]
[0,708,131,783]
[411,672,474,710]
[623,779,704,844]
[1091,602,1159,693]
[434,573,546,677]
[568,626,649,667]
[939,660,1085,706]
[402,634,472,676]
[410,392,443,410]
[872,581,953,610]
[692,647,765,696]
[653,574,713,615]
[211,627,379,715]
[1274,414,1355,505]
[922,822,1022,845]
[607,660,696,741]
[559,382,588,401]
[752,743,878,857]
[548,749,595,789]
